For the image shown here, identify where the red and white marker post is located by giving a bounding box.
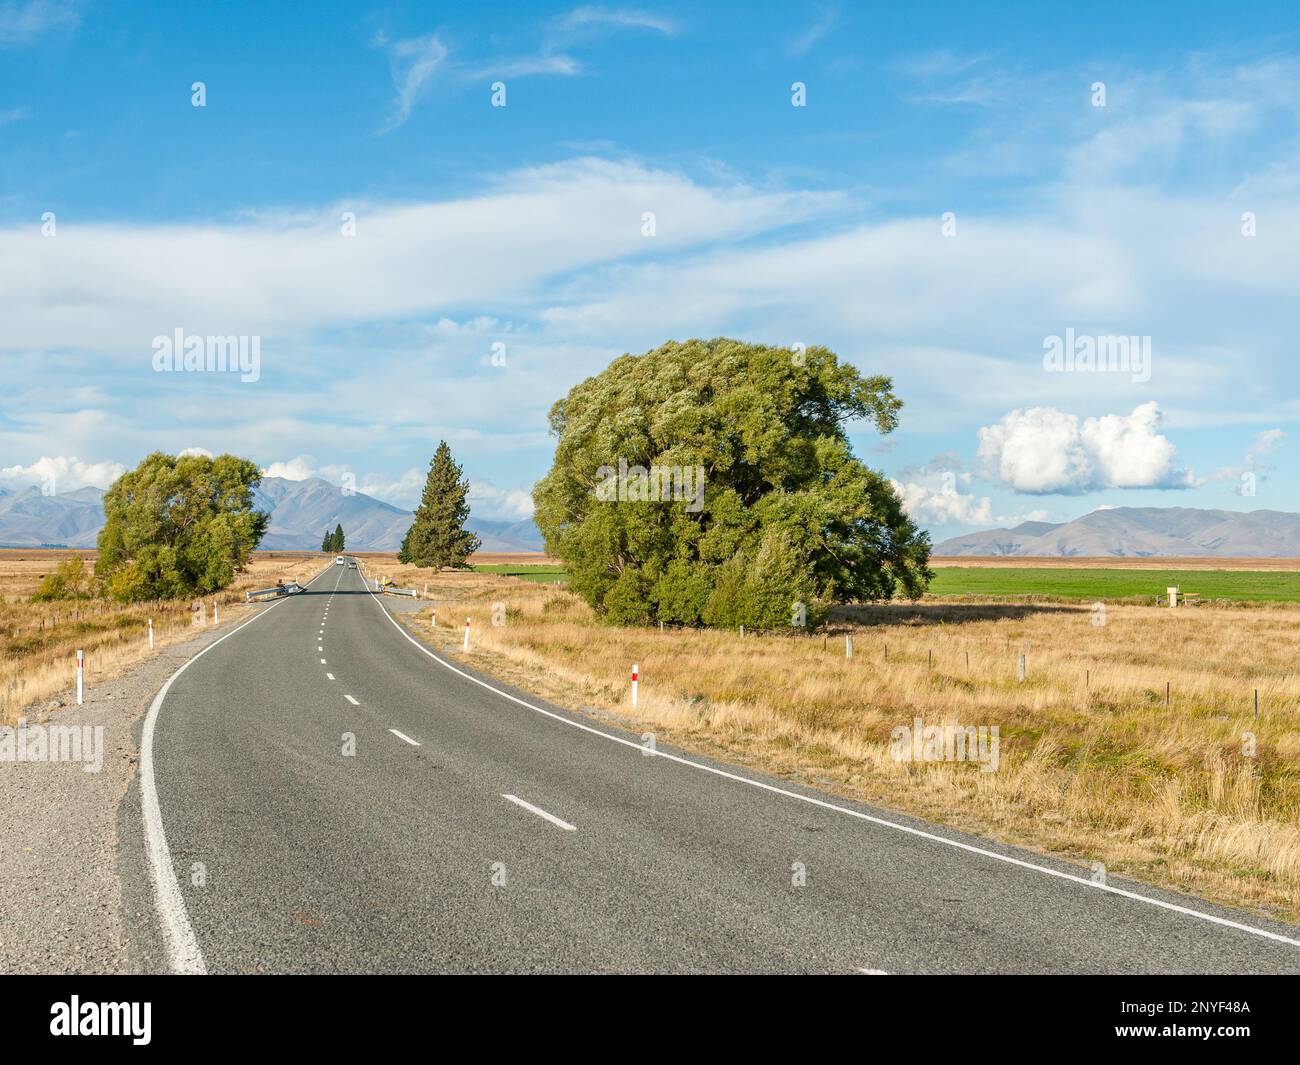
[75,649,85,705]
[431,608,437,629]
[631,663,639,709]
[463,616,470,650]
[147,617,154,650]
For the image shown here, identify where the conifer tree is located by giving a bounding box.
[399,441,480,568]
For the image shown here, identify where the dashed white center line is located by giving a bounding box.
[320,658,327,664]
[501,794,577,831]
[857,968,890,975]
[388,728,420,746]
[317,645,323,652]
[344,694,359,705]
[326,673,335,680]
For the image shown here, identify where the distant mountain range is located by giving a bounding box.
[0,477,544,553]
[934,507,1300,557]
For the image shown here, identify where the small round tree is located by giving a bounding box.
[96,451,269,601]
[532,338,931,628]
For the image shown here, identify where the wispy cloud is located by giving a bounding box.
[557,5,678,37]
[0,105,27,124]
[373,31,449,131]
[788,5,837,58]
[0,0,79,46]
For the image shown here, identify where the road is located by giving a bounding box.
[122,562,1300,974]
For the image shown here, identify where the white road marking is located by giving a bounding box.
[388,728,420,746]
[344,694,359,705]
[317,645,323,652]
[320,658,327,664]
[857,968,889,974]
[365,586,1300,952]
[326,673,335,680]
[142,561,335,974]
[502,793,577,831]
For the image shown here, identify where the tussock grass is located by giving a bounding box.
[362,555,1300,922]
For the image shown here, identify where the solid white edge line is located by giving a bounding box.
[362,579,1300,952]
[388,728,420,746]
[142,562,333,974]
[502,793,577,831]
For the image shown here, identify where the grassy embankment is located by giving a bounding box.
[0,550,326,724]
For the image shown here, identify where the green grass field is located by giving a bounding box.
[472,561,1300,601]
[472,564,569,584]
[929,567,1300,602]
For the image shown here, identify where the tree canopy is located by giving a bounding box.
[96,452,269,601]
[322,524,345,552]
[532,338,931,628]
[398,441,480,568]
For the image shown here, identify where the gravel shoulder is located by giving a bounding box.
[0,609,271,973]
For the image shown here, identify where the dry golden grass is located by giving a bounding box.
[0,550,327,724]
[357,554,1300,923]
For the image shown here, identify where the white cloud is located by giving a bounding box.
[357,468,424,509]
[977,402,1193,493]
[0,455,123,492]
[558,6,677,36]
[177,446,213,458]
[261,457,318,481]
[890,478,993,527]
[468,479,535,520]
[1248,428,1285,461]
[374,32,449,131]
[0,158,836,355]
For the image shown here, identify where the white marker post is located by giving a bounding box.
[423,582,428,599]
[431,608,437,629]
[463,617,470,650]
[148,617,154,650]
[631,663,639,709]
[213,602,219,625]
[75,649,84,705]
[845,635,853,659]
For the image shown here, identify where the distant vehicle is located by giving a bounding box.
[335,556,345,565]
[347,560,357,568]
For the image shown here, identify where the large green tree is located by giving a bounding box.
[398,441,480,568]
[532,338,931,628]
[96,452,269,601]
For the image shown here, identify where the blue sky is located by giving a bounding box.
[1,0,1298,540]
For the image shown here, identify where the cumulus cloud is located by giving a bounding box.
[977,402,1193,493]
[0,455,123,492]
[467,479,535,521]
[261,457,318,482]
[177,446,213,458]
[890,478,993,527]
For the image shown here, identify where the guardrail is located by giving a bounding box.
[245,582,303,602]
[382,585,419,598]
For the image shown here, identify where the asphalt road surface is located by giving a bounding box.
[120,563,1300,974]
